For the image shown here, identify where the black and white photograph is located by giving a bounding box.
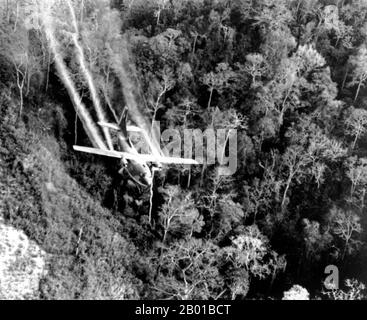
[0,0,367,304]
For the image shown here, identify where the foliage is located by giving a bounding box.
[323,279,366,300]
[282,285,310,300]
[1,0,367,300]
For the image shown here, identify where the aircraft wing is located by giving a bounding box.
[73,145,137,159]
[73,146,199,165]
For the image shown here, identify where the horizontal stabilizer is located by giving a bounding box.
[73,145,199,165]
[98,121,142,133]
[127,125,143,132]
[98,121,120,131]
[155,156,199,165]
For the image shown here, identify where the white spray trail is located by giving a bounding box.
[109,36,163,159]
[40,2,107,150]
[66,0,114,151]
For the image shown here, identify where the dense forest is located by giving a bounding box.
[1,0,367,300]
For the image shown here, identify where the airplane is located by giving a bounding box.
[73,108,199,187]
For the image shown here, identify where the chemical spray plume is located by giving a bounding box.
[40,1,107,150]
[109,35,163,160]
[66,0,114,150]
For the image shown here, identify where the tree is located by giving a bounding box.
[280,145,312,211]
[279,118,346,212]
[224,225,286,281]
[282,285,310,300]
[0,13,29,116]
[154,0,169,26]
[148,66,175,127]
[255,0,295,71]
[201,63,236,109]
[244,158,282,224]
[199,171,244,241]
[164,97,199,127]
[12,52,27,116]
[243,53,268,88]
[323,279,366,300]
[302,218,333,261]
[348,45,367,102]
[346,156,367,208]
[153,239,225,300]
[157,186,204,244]
[329,206,362,259]
[345,107,367,149]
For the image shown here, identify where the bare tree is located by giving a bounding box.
[154,0,169,26]
[348,46,367,102]
[153,239,223,300]
[12,53,27,116]
[150,67,175,128]
[330,207,362,259]
[345,107,367,150]
[158,186,202,244]
[346,157,367,209]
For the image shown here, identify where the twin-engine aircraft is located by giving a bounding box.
[73,108,198,187]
